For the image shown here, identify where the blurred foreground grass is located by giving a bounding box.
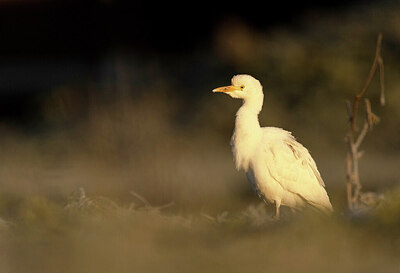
[0,188,399,273]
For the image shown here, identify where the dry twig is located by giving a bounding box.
[345,33,385,211]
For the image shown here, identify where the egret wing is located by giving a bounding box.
[261,129,331,210]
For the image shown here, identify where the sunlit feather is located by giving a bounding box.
[213,75,333,218]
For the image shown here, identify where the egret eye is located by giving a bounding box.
[240,85,245,90]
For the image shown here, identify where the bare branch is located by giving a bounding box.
[354,122,368,150]
[365,98,380,129]
[378,56,385,106]
[351,33,383,132]
[345,33,385,211]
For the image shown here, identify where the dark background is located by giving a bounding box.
[1,0,398,199]
[0,0,376,123]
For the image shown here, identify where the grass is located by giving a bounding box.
[0,188,399,273]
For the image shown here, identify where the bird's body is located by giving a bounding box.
[213,75,332,218]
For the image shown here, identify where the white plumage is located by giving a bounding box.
[213,74,333,218]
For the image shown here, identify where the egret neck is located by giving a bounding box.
[232,92,264,171]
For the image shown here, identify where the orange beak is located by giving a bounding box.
[212,85,241,93]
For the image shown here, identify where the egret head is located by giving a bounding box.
[212,74,263,100]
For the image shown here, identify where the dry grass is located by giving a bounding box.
[0,188,399,273]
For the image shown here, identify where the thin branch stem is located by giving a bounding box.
[351,33,382,133]
[354,122,369,150]
[345,33,384,210]
[378,56,385,106]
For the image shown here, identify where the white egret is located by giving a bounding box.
[213,74,333,218]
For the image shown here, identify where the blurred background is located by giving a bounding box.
[0,0,398,208]
[0,1,400,272]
